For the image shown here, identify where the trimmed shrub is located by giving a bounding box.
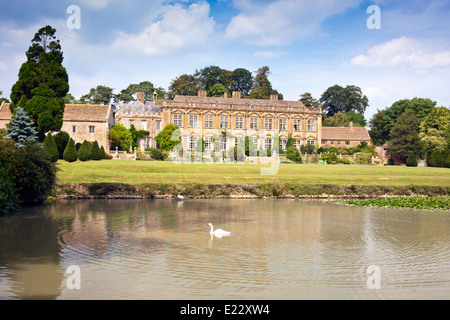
[406,151,418,167]
[285,147,302,163]
[63,138,78,162]
[43,132,59,162]
[78,140,92,161]
[54,131,70,159]
[100,146,107,160]
[90,141,102,160]
[149,148,167,161]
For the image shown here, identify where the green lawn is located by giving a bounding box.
[56,160,450,187]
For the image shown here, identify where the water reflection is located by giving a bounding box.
[0,199,449,299]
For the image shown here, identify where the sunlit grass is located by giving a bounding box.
[56,160,450,186]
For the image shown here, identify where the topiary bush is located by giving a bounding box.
[43,132,59,162]
[406,151,418,167]
[63,138,78,162]
[78,140,92,161]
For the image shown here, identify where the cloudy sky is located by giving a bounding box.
[1,0,450,121]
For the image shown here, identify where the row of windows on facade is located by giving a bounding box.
[185,102,299,111]
[187,136,316,151]
[73,125,96,133]
[323,140,351,146]
[173,115,316,132]
[128,119,161,131]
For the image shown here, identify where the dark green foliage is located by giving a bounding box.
[344,196,450,211]
[63,138,78,162]
[4,107,38,147]
[0,141,20,215]
[53,130,70,159]
[406,151,418,167]
[428,150,449,167]
[155,124,181,151]
[300,144,315,154]
[89,141,102,160]
[43,132,59,162]
[0,139,57,208]
[10,25,69,139]
[78,140,92,161]
[75,142,82,151]
[100,146,107,160]
[320,84,368,116]
[129,124,149,150]
[445,153,450,168]
[285,147,302,163]
[79,85,115,105]
[149,148,167,161]
[321,152,338,164]
[388,109,423,162]
[108,123,133,151]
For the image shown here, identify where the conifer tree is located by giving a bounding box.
[63,138,78,162]
[43,132,59,162]
[406,151,418,167]
[4,107,38,148]
[90,141,102,160]
[78,140,92,161]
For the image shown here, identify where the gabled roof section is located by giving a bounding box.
[0,102,12,120]
[321,126,371,141]
[172,95,307,108]
[63,104,112,122]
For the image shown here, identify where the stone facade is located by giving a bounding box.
[60,104,114,150]
[321,123,371,149]
[0,102,12,130]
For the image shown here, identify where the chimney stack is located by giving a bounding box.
[232,91,241,99]
[223,92,227,99]
[198,89,207,97]
[137,91,145,104]
[270,94,279,101]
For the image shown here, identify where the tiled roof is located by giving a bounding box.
[322,126,371,141]
[0,102,12,120]
[63,104,111,122]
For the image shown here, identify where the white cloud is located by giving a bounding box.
[253,50,286,59]
[225,0,361,45]
[347,37,450,70]
[112,2,215,56]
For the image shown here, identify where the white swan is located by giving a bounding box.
[177,195,184,200]
[208,223,231,237]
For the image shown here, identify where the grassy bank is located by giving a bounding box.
[56,160,450,186]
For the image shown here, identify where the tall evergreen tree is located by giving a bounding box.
[63,138,78,162]
[10,25,69,140]
[388,109,423,162]
[4,107,38,148]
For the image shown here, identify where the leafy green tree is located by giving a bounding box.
[79,85,115,105]
[231,68,253,96]
[299,92,320,108]
[248,66,272,100]
[117,81,166,102]
[63,93,77,104]
[320,85,368,116]
[78,140,92,161]
[10,25,69,140]
[323,112,349,127]
[108,123,133,151]
[0,140,20,214]
[388,109,423,162]
[208,83,228,97]
[63,138,78,162]
[445,153,450,168]
[0,90,10,104]
[54,130,70,159]
[167,74,202,99]
[195,66,236,95]
[100,146,107,160]
[406,151,418,167]
[155,124,181,151]
[43,132,59,162]
[129,124,149,150]
[419,106,450,152]
[4,107,38,147]
[369,109,393,146]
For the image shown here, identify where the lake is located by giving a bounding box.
[0,199,449,300]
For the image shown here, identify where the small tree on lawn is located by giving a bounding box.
[43,132,59,162]
[90,141,102,160]
[63,138,78,162]
[406,151,418,167]
[78,140,92,161]
[445,153,450,168]
[4,107,38,148]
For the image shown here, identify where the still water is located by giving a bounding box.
[0,199,449,300]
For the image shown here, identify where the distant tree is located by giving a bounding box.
[43,132,59,162]
[155,124,181,151]
[54,130,70,159]
[117,81,166,102]
[299,92,320,108]
[129,124,149,150]
[231,68,253,96]
[4,107,38,148]
[80,85,115,105]
[0,90,9,104]
[195,66,236,95]
[406,151,418,167]
[208,83,228,97]
[320,85,368,116]
[10,25,69,140]
[322,112,349,127]
[419,106,450,153]
[168,74,202,99]
[63,138,78,162]
[63,93,77,104]
[249,66,272,100]
[388,109,423,162]
[369,109,393,146]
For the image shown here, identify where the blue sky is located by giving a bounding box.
[1,0,450,121]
